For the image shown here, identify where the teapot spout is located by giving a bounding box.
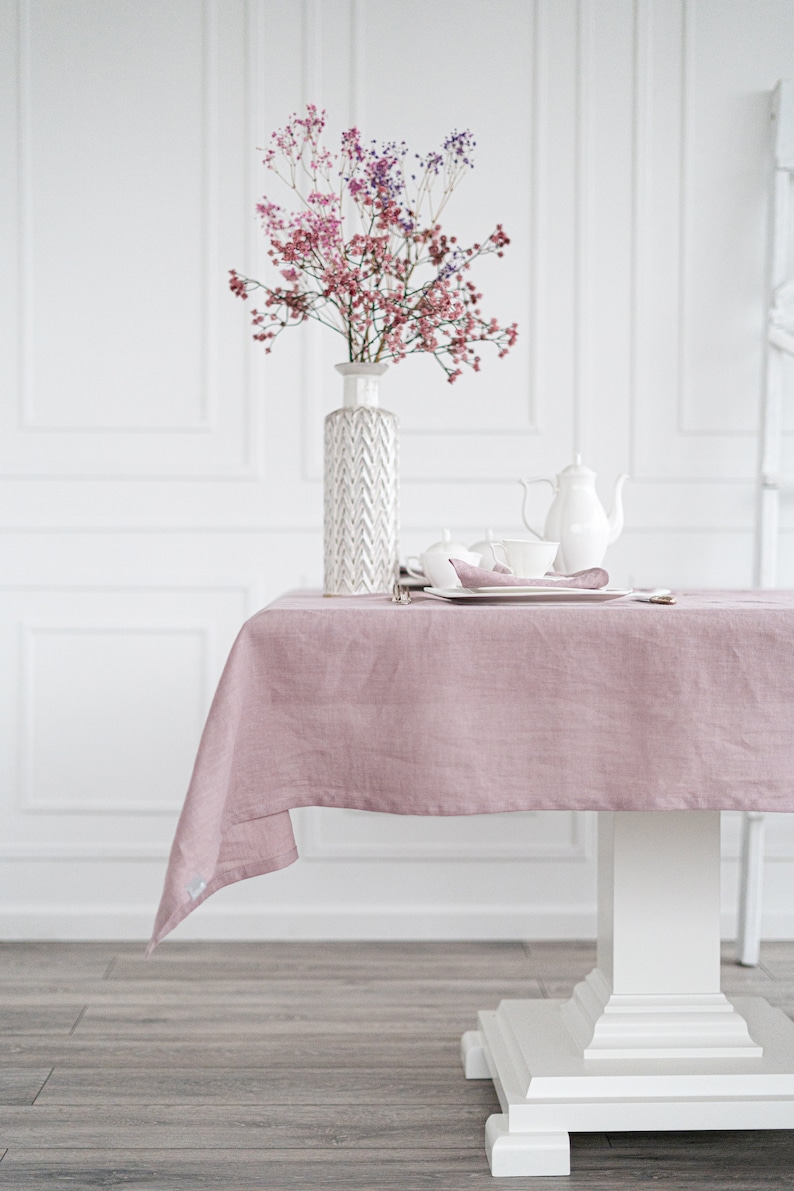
[607,474,629,545]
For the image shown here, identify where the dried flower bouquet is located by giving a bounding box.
[230,105,517,382]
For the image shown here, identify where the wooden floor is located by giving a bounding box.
[0,940,793,1188]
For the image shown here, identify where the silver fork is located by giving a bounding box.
[391,583,412,604]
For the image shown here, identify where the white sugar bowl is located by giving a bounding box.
[405,529,481,588]
[423,528,471,559]
[468,529,499,571]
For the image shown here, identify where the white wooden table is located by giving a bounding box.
[149,589,794,1178]
[462,810,794,1176]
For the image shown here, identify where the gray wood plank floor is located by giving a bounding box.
[0,939,793,1188]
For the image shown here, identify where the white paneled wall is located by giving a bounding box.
[2,0,793,940]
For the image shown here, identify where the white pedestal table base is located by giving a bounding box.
[461,812,794,1177]
[463,998,794,1177]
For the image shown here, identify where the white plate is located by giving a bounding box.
[423,586,633,604]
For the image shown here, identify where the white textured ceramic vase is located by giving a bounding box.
[323,363,399,596]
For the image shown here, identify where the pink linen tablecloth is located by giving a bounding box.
[149,588,794,949]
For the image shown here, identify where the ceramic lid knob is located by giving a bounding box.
[562,452,595,477]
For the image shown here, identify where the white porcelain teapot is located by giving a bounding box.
[520,454,628,573]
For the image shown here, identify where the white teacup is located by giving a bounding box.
[492,538,559,578]
[405,548,481,589]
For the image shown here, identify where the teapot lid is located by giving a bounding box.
[560,452,595,477]
[424,528,470,556]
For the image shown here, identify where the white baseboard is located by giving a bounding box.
[1,905,794,942]
[0,904,598,941]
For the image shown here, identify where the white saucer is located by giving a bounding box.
[423,586,633,604]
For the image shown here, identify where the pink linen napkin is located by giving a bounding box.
[451,559,609,589]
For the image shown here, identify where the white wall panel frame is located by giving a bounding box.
[289,0,557,488]
[18,620,210,814]
[0,581,253,862]
[631,0,791,481]
[301,808,592,862]
[574,0,635,475]
[0,843,170,860]
[1,0,261,478]
[17,0,210,434]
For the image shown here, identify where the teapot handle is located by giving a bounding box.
[519,476,556,540]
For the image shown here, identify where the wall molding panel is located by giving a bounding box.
[300,808,591,862]
[0,844,171,860]
[17,0,214,434]
[3,0,260,478]
[19,621,210,815]
[0,578,252,866]
[631,0,794,481]
[297,0,546,488]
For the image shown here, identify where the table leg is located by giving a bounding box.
[737,811,766,966]
[462,811,794,1178]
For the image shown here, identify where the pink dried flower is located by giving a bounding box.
[230,106,517,381]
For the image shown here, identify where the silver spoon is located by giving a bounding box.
[632,588,676,605]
